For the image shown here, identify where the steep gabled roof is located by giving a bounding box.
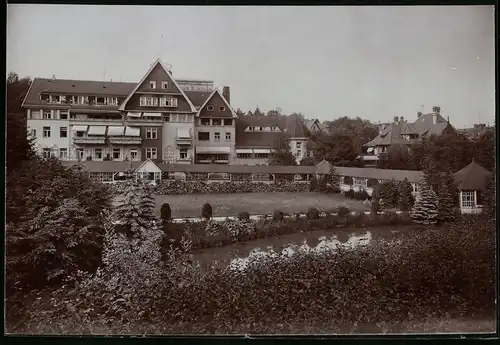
[453,160,492,190]
[196,88,237,118]
[118,59,196,112]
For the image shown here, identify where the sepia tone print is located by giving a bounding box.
[5,4,496,336]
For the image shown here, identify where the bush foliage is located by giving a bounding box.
[15,217,495,334]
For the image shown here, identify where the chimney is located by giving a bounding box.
[222,86,230,104]
[52,74,56,80]
[432,106,441,114]
[393,116,399,123]
[399,116,404,122]
[417,111,422,118]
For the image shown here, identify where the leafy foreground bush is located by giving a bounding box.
[14,217,495,334]
[113,180,310,195]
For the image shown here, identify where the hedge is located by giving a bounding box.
[16,217,495,334]
[112,181,310,195]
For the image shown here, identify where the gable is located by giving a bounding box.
[198,90,236,118]
[119,59,196,112]
[135,159,162,173]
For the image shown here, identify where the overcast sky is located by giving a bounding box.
[7,5,495,128]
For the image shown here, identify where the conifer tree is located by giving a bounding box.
[411,177,439,225]
[328,166,341,192]
[114,170,157,236]
[437,179,456,222]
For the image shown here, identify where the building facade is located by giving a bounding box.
[22,59,315,166]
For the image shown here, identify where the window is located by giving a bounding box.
[219,106,226,111]
[59,148,68,159]
[102,172,114,182]
[255,153,269,159]
[163,114,170,122]
[60,127,67,138]
[180,148,188,159]
[353,178,368,188]
[146,128,158,139]
[200,118,210,126]
[43,110,52,119]
[140,97,159,107]
[225,132,231,142]
[161,81,168,89]
[214,132,220,141]
[76,148,84,160]
[178,114,186,122]
[43,126,51,138]
[224,119,233,126]
[146,147,158,159]
[198,132,210,141]
[130,149,138,160]
[160,97,178,107]
[295,149,302,157]
[207,105,214,111]
[296,142,302,149]
[149,81,156,89]
[94,148,103,159]
[462,191,475,208]
[112,148,121,160]
[60,111,68,119]
[30,129,36,137]
[42,148,51,158]
[259,127,263,131]
[75,131,84,137]
[237,153,252,159]
[212,119,222,126]
[106,97,118,106]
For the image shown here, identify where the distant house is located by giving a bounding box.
[304,119,329,136]
[457,123,493,140]
[361,106,457,167]
[234,114,311,165]
[453,159,492,214]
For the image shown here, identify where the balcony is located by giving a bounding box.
[73,136,106,145]
[176,136,193,146]
[109,136,142,145]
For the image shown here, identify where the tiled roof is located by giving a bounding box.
[61,160,143,172]
[23,78,211,108]
[453,160,492,190]
[234,114,310,148]
[66,160,424,182]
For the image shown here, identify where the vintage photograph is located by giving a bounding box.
[5,4,496,335]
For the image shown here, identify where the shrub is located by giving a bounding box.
[202,203,213,220]
[237,212,250,221]
[354,189,370,201]
[160,203,172,222]
[337,206,350,217]
[398,178,414,211]
[306,207,320,220]
[370,198,381,214]
[272,210,284,221]
[309,176,317,192]
[344,189,355,199]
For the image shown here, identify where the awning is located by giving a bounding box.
[236,149,254,154]
[366,147,374,153]
[253,149,271,154]
[87,126,106,136]
[124,126,141,137]
[196,146,231,154]
[107,126,125,136]
[143,112,162,117]
[127,112,142,118]
[177,128,191,138]
[72,125,88,132]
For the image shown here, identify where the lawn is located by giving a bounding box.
[115,192,368,218]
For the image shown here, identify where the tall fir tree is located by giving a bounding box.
[411,177,439,225]
[437,179,456,222]
[440,169,458,207]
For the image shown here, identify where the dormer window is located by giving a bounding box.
[207,105,214,111]
[149,81,156,89]
[219,106,226,111]
[161,81,168,89]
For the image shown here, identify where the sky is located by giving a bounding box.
[7,5,495,128]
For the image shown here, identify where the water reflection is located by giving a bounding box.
[229,231,372,272]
